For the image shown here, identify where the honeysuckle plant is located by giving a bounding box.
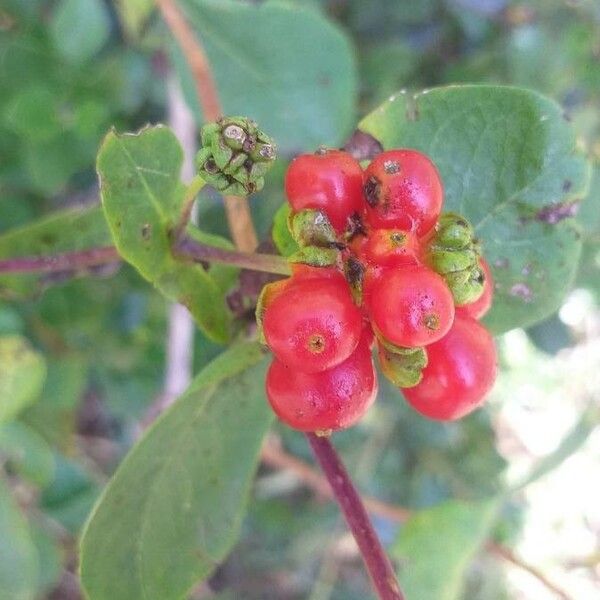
[1,1,598,599]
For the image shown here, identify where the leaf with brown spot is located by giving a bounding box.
[360,85,591,333]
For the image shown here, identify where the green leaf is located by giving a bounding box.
[80,342,272,600]
[0,336,46,424]
[175,0,357,152]
[359,85,591,334]
[0,422,55,487]
[393,499,499,600]
[50,0,110,65]
[22,357,88,451]
[0,477,37,600]
[272,203,299,257]
[30,526,62,597]
[41,457,100,535]
[114,0,155,40]
[98,125,232,343]
[0,205,112,298]
[5,85,62,143]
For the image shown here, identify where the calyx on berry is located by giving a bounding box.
[195,116,276,195]
[424,212,485,305]
[377,337,427,388]
[457,258,494,320]
[289,209,339,248]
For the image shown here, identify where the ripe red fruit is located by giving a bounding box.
[266,333,377,432]
[402,316,497,420]
[363,149,443,237]
[366,266,455,347]
[457,258,494,320]
[263,273,363,373]
[362,228,420,268]
[285,149,364,233]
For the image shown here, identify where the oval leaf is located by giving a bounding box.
[0,422,55,488]
[97,125,232,343]
[174,0,357,152]
[80,342,272,600]
[359,85,591,333]
[0,477,38,600]
[0,335,46,424]
[393,499,499,600]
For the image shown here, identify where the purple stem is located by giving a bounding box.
[306,432,404,600]
[173,236,291,275]
[0,237,292,277]
[0,246,120,274]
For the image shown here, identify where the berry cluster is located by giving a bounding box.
[259,148,497,433]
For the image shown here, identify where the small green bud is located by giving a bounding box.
[435,213,474,249]
[195,116,277,195]
[425,211,485,306]
[290,209,338,248]
[288,246,338,267]
[426,248,477,274]
[449,266,485,305]
[377,343,428,388]
[222,123,247,151]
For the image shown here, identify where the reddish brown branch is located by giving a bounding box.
[306,433,404,600]
[0,236,290,277]
[156,0,258,252]
[173,236,290,275]
[0,246,120,274]
[156,0,220,122]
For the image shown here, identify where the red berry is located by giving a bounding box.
[402,316,497,420]
[263,273,362,373]
[363,149,443,236]
[285,149,364,233]
[366,266,455,347]
[457,258,494,320]
[290,263,340,281]
[266,332,377,432]
[362,228,420,268]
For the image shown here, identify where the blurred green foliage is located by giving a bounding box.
[0,1,598,599]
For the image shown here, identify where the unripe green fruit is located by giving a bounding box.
[424,212,485,306]
[196,116,276,195]
[435,213,474,249]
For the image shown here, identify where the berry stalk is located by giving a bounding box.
[306,432,404,600]
[173,236,291,275]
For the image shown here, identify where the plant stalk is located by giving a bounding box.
[173,236,290,275]
[0,237,291,277]
[305,432,404,600]
[0,246,120,274]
